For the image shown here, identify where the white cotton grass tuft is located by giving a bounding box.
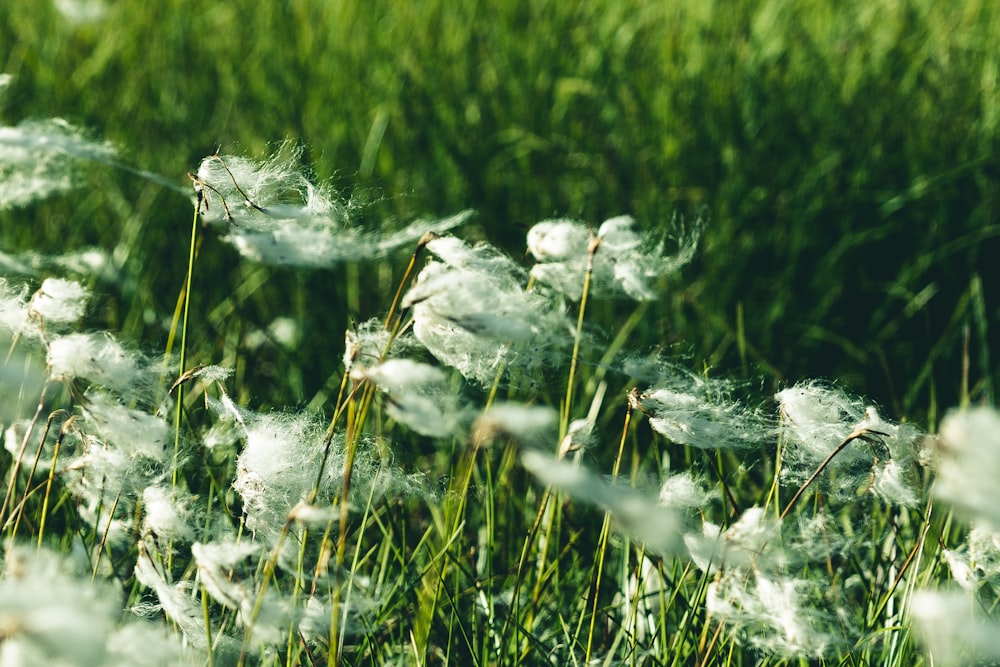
[635,367,773,450]
[0,278,36,337]
[775,382,923,504]
[658,471,716,514]
[0,115,115,209]
[55,390,176,549]
[132,543,238,659]
[141,485,194,542]
[473,403,558,448]
[707,569,841,658]
[0,247,115,281]
[288,501,340,527]
[940,524,1000,598]
[53,0,109,24]
[0,545,188,667]
[220,401,428,540]
[191,541,260,611]
[47,332,161,401]
[403,235,571,385]
[0,276,91,342]
[194,148,471,267]
[357,358,448,392]
[356,358,471,438]
[527,213,704,301]
[0,545,113,666]
[65,442,169,547]
[934,406,1000,528]
[520,450,686,557]
[29,277,89,324]
[342,318,425,377]
[693,506,785,572]
[910,590,1000,666]
[82,391,171,462]
[228,408,333,538]
[244,316,301,352]
[776,382,871,463]
[4,414,71,471]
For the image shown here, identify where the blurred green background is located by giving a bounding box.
[1,0,997,424]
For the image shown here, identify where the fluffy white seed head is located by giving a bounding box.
[527,219,590,262]
[935,407,1000,528]
[195,149,470,266]
[0,279,34,337]
[357,358,447,392]
[520,450,686,557]
[404,237,571,385]
[287,501,340,527]
[47,332,154,398]
[0,547,119,667]
[527,213,703,301]
[776,382,869,462]
[640,386,770,450]
[224,401,429,539]
[29,277,89,324]
[83,392,171,462]
[0,117,115,209]
[910,590,1000,666]
[343,318,425,375]
[356,358,471,438]
[775,382,923,505]
[707,570,839,658]
[141,485,193,541]
[192,541,260,610]
[658,471,716,513]
[473,403,558,447]
[133,545,236,656]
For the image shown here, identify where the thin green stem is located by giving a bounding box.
[561,237,599,439]
[172,203,201,489]
[583,399,632,661]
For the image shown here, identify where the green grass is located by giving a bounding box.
[0,0,999,665]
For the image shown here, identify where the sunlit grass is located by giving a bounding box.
[1,1,999,665]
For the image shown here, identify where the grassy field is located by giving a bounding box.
[1,0,999,665]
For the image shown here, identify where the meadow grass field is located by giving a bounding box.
[1,1,999,665]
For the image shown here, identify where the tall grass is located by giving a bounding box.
[0,1,999,665]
